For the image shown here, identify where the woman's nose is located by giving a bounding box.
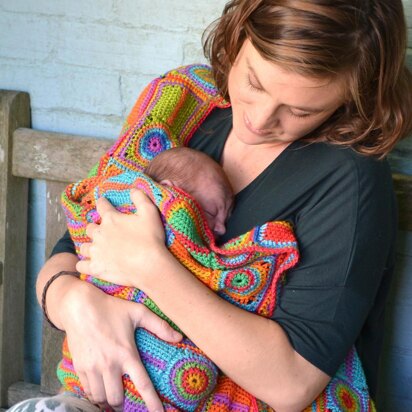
[248,104,280,131]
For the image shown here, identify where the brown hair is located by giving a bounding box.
[203,0,412,157]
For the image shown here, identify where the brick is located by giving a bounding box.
[33,109,123,140]
[1,0,114,22]
[403,0,412,46]
[113,0,225,32]
[183,40,209,66]
[0,60,122,116]
[54,20,186,74]
[405,0,412,20]
[119,73,157,117]
[0,12,54,61]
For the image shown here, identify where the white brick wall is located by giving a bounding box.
[0,0,226,138]
[406,0,412,47]
[0,0,226,383]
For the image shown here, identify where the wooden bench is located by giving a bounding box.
[0,90,115,408]
[0,90,411,411]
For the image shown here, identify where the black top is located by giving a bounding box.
[52,107,397,398]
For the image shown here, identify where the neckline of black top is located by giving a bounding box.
[187,106,301,201]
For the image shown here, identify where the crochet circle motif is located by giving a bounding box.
[138,127,172,161]
[222,267,262,295]
[168,358,217,409]
[330,380,362,411]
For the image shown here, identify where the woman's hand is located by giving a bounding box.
[77,189,167,288]
[61,281,182,411]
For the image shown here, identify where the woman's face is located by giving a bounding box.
[227,39,346,146]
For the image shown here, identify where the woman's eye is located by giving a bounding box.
[288,109,312,119]
[246,75,263,92]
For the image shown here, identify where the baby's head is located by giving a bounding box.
[144,147,234,237]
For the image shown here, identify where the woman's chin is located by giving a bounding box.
[233,128,295,147]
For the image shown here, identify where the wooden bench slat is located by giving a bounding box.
[42,181,68,394]
[12,128,114,183]
[0,91,30,407]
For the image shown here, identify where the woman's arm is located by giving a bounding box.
[137,246,330,411]
[37,251,181,411]
[78,192,330,412]
[36,252,79,326]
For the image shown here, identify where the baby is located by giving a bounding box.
[144,147,234,237]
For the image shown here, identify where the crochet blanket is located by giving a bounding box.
[59,65,375,411]
[60,170,299,411]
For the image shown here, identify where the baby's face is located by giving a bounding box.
[190,175,233,237]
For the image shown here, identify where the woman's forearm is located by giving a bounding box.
[141,251,329,411]
[36,252,79,303]
[37,252,181,409]
[36,252,86,331]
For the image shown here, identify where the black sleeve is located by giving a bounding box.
[50,230,77,257]
[272,152,397,378]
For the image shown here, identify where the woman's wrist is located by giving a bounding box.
[44,272,84,331]
[63,278,109,334]
[131,244,173,291]
[107,240,171,291]
[42,271,81,330]
[45,272,99,331]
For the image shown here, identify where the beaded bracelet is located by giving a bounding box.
[41,270,81,330]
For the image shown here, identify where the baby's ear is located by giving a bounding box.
[159,179,174,188]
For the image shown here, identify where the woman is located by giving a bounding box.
[14,0,412,411]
